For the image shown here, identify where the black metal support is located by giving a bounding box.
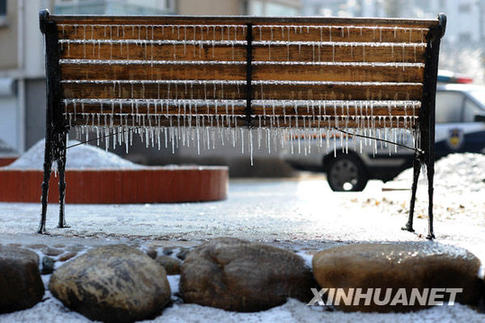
[405,13,446,240]
[245,23,253,128]
[57,131,68,228]
[39,9,68,234]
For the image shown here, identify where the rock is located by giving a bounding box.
[42,247,64,257]
[41,256,55,275]
[176,247,190,260]
[53,244,65,248]
[180,238,316,312]
[146,248,157,259]
[58,252,77,262]
[162,247,174,255]
[26,243,47,250]
[0,246,45,313]
[49,244,171,322]
[312,242,482,313]
[156,256,181,275]
[66,244,85,253]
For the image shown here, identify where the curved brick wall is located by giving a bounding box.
[0,167,228,203]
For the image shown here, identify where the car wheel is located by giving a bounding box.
[326,155,368,192]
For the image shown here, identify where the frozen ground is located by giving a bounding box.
[0,172,484,322]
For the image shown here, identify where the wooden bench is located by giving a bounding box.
[38,9,446,238]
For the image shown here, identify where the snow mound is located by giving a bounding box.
[4,140,143,170]
[393,153,485,192]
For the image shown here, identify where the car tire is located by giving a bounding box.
[326,154,368,192]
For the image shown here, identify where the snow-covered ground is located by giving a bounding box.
[1,153,484,322]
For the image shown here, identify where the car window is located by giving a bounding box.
[435,91,464,123]
[463,98,484,122]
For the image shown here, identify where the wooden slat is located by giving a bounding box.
[253,63,424,83]
[61,62,246,81]
[253,83,422,100]
[58,24,248,41]
[62,62,422,82]
[253,43,426,63]
[253,26,427,43]
[63,102,420,117]
[62,82,422,101]
[61,42,246,61]
[62,82,246,100]
[57,23,429,44]
[66,113,415,129]
[60,41,425,64]
[52,15,438,29]
[66,114,247,128]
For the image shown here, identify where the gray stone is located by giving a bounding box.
[180,238,316,312]
[49,244,171,322]
[0,246,44,313]
[155,256,181,275]
[41,256,55,275]
[312,242,482,312]
[176,248,190,260]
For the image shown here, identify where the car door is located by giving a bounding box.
[434,91,466,157]
[460,96,485,153]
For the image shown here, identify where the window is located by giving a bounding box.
[0,0,6,16]
[463,98,484,122]
[0,0,6,25]
[435,92,464,123]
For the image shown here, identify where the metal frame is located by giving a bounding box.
[39,10,69,234]
[38,9,446,238]
[403,13,446,239]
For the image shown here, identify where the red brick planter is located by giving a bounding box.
[0,167,228,203]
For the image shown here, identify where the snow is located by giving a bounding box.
[391,153,485,193]
[4,139,142,170]
[0,163,484,321]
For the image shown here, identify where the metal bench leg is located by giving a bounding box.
[403,153,420,233]
[39,139,53,234]
[426,158,435,240]
[57,132,68,228]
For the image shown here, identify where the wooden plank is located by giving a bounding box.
[66,112,415,129]
[252,63,424,82]
[253,25,428,43]
[62,82,422,101]
[63,102,420,117]
[60,41,246,61]
[252,83,422,101]
[62,82,246,100]
[253,43,426,63]
[58,24,248,41]
[61,62,246,81]
[57,23,429,44]
[51,15,438,29]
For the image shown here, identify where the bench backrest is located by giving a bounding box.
[40,11,446,158]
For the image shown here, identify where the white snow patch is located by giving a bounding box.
[392,153,485,193]
[4,139,142,170]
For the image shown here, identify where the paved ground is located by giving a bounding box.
[0,174,484,322]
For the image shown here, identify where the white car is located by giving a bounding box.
[282,83,485,191]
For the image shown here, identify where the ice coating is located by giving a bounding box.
[56,20,429,162]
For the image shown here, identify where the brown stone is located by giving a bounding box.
[42,247,64,257]
[180,238,316,312]
[58,252,77,262]
[49,244,171,322]
[312,242,482,312]
[0,246,45,313]
[146,248,158,259]
[155,256,181,275]
[26,243,47,250]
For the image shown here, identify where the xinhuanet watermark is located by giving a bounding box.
[308,288,463,307]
